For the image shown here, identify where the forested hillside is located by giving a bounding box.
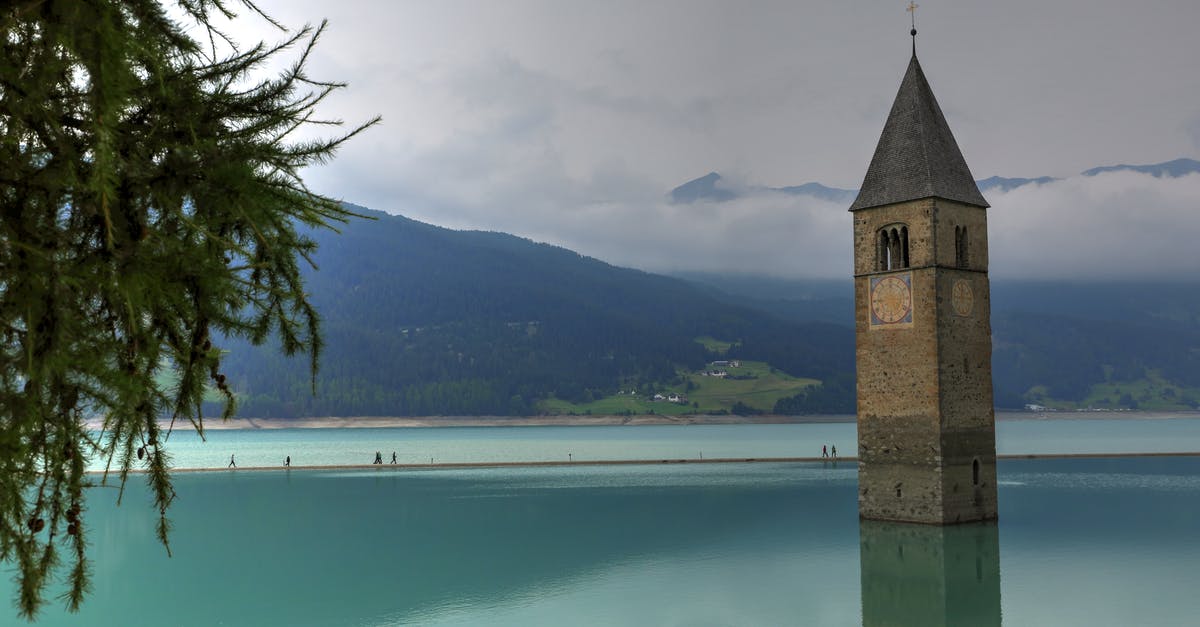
[679,274,1200,410]
[988,282,1200,409]
[210,205,1200,417]
[211,206,853,417]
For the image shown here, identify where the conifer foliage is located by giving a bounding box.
[0,1,375,617]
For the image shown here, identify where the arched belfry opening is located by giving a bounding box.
[877,224,909,271]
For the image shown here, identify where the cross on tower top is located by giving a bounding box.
[907,2,919,53]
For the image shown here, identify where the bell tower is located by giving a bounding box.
[849,32,998,524]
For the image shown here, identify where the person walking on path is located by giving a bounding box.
[285,455,290,467]
[391,451,397,464]
[831,445,838,459]
[228,454,236,468]
[821,445,828,458]
[373,451,383,464]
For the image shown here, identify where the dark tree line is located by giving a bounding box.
[991,312,1200,408]
[773,373,855,414]
[210,207,854,417]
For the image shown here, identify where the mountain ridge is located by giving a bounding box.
[214,206,854,418]
[211,203,1200,417]
[1081,157,1200,178]
[669,157,1200,204]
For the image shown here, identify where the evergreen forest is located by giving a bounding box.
[211,206,854,417]
[210,206,1200,417]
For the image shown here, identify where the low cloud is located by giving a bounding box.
[570,170,1200,281]
[205,0,1200,284]
[987,172,1200,280]
[347,165,1200,282]
[544,192,852,280]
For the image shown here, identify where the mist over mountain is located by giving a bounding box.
[213,155,1200,418]
[646,156,1200,283]
[668,157,1199,204]
[669,172,738,203]
[775,183,858,203]
[668,172,855,204]
[1081,158,1200,178]
[975,176,1058,193]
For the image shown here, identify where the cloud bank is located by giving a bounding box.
[210,1,1200,282]
[356,163,1200,281]
[987,172,1200,280]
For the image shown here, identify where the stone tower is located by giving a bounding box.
[849,43,998,524]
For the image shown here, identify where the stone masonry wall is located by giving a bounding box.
[934,200,997,521]
[853,198,998,524]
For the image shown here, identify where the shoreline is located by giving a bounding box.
[88,413,857,431]
[88,410,1200,432]
[87,451,1200,475]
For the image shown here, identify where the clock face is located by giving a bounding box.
[869,273,912,326]
[952,279,974,316]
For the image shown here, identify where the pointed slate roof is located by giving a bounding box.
[849,53,989,211]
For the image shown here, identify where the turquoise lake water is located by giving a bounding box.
[84,415,1200,470]
[9,419,1200,625]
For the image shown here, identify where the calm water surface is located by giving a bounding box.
[86,415,1200,470]
[11,454,1200,626]
[13,419,1200,625]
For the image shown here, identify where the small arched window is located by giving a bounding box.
[877,230,888,271]
[877,224,910,271]
[955,226,969,268]
[972,458,981,486]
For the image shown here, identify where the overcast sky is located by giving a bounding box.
[225,1,1200,280]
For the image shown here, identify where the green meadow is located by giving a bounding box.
[1023,369,1200,411]
[693,336,740,355]
[538,359,820,416]
[1079,372,1200,411]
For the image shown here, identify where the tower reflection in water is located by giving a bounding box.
[859,520,1001,626]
